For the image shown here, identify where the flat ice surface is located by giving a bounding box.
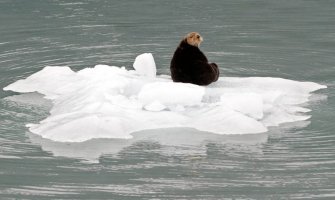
[4,53,326,142]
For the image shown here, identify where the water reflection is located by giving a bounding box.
[27,129,268,163]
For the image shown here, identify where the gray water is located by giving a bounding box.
[1,0,335,199]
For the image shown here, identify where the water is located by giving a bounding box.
[0,0,334,199]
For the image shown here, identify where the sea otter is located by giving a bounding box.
[170,32,219,86]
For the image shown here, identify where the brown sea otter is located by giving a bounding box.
[170,32,219,86]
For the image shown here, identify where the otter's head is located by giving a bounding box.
[184,32,203,47]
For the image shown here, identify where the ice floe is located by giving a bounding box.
[4,53,326,142]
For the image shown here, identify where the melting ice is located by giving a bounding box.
[4,53,326,142]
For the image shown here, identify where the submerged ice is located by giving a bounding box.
[4,53,326,142]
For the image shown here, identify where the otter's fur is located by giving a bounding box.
[170,32,219,86]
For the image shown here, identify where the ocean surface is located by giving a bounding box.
[1,0,334,199]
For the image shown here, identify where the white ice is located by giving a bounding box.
[133,53,156,78]
[3,53,327,142]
